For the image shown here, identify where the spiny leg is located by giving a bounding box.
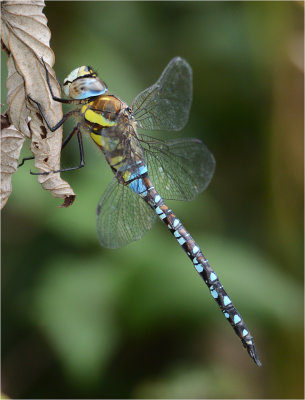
[26,57,94,132]
[25,58,87,174]
[27,96,77,132]
[19,123,83,171]
[19,156,34,167]
[30,123,85,175]
[20,100,74,168]
[40,57,90,105]
[142,176,261,366]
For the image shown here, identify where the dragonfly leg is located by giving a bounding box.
[19,123,82,170]
[27,58,94,130]
[30,123,85,175]
[40,57,89,105]
[19,156,34,167]
[27,95,76,132]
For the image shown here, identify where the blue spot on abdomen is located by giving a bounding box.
[223,296,231,306]
[210,272,217,282]
[195,264,203,273]
[128,178,147,194]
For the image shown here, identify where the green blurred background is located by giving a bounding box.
[1,1,304,399]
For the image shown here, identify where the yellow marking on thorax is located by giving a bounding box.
[90,132,103,146]
[81,103,92,114]
[84,109,116,127]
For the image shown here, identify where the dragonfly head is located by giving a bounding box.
[63,66,108,99]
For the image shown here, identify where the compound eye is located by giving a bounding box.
[63,79,72,97]
[63,66,89,98]
[63,66,107,99]
[69,77,108,100]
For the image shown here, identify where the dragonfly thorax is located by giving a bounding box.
[80,95,144,176]
[81,95,125,131]
[63,66,108,99]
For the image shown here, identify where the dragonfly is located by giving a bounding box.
[26,56,261,366]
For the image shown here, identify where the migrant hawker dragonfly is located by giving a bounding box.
[27,57,261,366]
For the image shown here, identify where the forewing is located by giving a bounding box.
[131,57,192,131]
[96,177,156,249]
[140,136,216,201]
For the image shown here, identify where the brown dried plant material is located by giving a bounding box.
[1,0,75,209]
[0,118,25,209]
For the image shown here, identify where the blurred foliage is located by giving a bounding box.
[1,1,304,399]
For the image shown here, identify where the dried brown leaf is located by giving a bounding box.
[0,121,25,209]
[1,0,75,209]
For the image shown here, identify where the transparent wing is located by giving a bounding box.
[140,135,216,201]
[96,177,156,249]
[131,57,192,131]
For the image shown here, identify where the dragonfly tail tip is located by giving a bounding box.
[248,344,262,367]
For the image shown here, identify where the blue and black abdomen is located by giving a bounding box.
[125,170,261,366]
